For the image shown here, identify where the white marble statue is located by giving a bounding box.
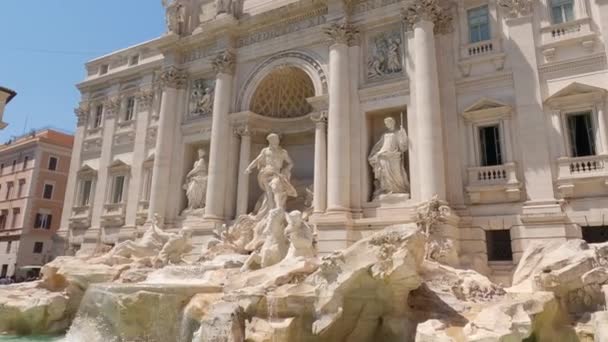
[163,0,186,34]
[241,208,289,271]
[183,148,208,210]
[245,133,297,218]
[156,228,194,266]
[368,117,409,198]
[284,210,315,259]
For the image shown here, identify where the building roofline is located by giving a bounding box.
[85,36,166,66]
[0,87,17,104]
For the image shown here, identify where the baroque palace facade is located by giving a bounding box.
[59,0,608,282]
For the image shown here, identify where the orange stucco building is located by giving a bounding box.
[0,129,73,278]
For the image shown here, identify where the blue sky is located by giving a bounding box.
[0,1,165,142]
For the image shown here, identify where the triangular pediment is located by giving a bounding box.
[545,82,607,108]
[77,164,97,176]
[108,159,130,171]
[462,98,512,122]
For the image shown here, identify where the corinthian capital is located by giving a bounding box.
[324,20,359,46]
[160,66,188,89]
[212,50,236,75]
[498,0,533,18]
[402,0,454,35]
[103,97,121,118]
[74,104,90,127]
[136,89,155,111]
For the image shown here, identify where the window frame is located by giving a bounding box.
[33,242,44,254]
[559,107,600,158]
[48,156,58,171]
[472,120,508,167]
[42,183,55,200]
[478,123,503,166]
[550,0,575,24]
[467,5,491,43]
[11,208,20,229]
[34,211,53,230]
[124,96,136,122]
[92,104,104,129]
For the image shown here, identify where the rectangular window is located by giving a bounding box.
[93,105,104,128]
[1,265,7,278]
[479,125,502,166]
[129,55,139,66]
[34,213,53,230]
[11,208,20,228]
[5,182,13,200]
[43,184,54,199]
[17,179,25,198]
[48,157,58,171]
[0,164,4,175]
[551,0,574,24]
[23,156,29,170]
[486,230,513,261]
[468,6,490,43]
[99,64,109,75]
[567,112,596,157]
[80,180,93,206]
[0,210,7,230]
[125,97,136,121]
[11,160,16,172]
[111,176,125,204]
[5,241,11,254]
[33,242,44,254]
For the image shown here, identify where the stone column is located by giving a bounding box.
[58,105,89,247]
[124,89,154,227]
[204,50,236,221]
[324,21,358,212]
[235,127,251,216]
[148,67,187,222]
[312,112,328,214]
[403,0,451,201]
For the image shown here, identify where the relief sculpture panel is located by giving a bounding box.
[367,28,404,82]
[188,78,216,118]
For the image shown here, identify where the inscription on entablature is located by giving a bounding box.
[183,42,219,64]
[353,0,402,14]
[237,11,327,47]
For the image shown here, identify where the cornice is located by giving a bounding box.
[538,53,607,78]
[455,70,514,94]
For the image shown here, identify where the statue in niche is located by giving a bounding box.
[190,80,214,117]
[183,148,208,211]
[162,0,186,34]
[368,116,409,198]
[245,133,297,219]
[367,31,403,80]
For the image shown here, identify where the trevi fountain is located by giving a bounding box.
[5,0,608,340]
[1,131,608,341]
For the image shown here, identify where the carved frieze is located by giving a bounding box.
[498,0,533,18]
[402,0,454,34]
[324,20,360,46]
[212,50,236,75]
[189,79,216,118]
[352,0,401,15]
[237,12,327,47]
[367,28,404,81]
[160,66,188,89]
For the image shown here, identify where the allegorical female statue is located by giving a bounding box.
[245,133,297,218]
[368,116,409,198]
[183,148,208,210]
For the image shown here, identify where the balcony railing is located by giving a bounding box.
[468,163,518,187]
[69,205,91,228]
[541,18,594,47]
[557,155,608,180]
[101,203,126,226]
[460,38,502,59]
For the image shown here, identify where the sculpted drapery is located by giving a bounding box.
[184,149,208,210]
[368,117,410,198]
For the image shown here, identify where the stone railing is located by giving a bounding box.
[69,205,92,228]
[460,38,501,59]
[557,155,608,179]
[101,203,126,226]
[468,162,517,187]
[541,17,593,46]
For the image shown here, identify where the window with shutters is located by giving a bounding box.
[551,0,574,24]
[468,5,490,43]
[33,242,44,254]
[34,213,53,230]
[48,157,58,171]
[111,175,126,204]
[43,183,54,200]
[479,125,503,166]
[124,96,136,122]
